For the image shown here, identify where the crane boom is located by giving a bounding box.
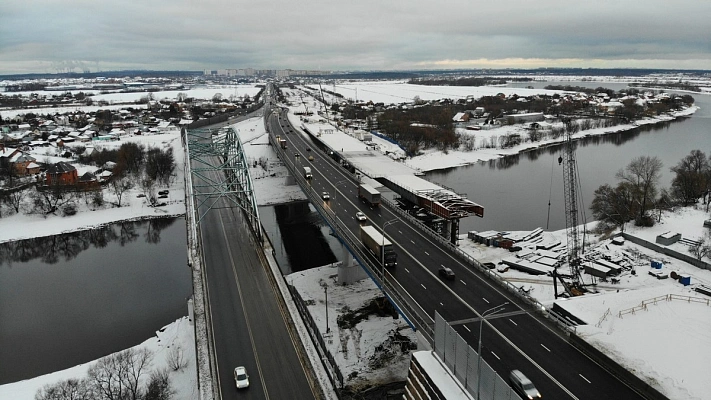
[558,127,584,295]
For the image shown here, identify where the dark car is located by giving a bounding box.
[438,266,455,280]
[306,147,311,151]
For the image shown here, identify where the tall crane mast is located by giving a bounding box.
[557,124,584,296]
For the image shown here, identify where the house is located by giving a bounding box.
[46,161,78,186]
[0,145,20,171]
[78,171,100,190]
[452,112,470,123]
[10,152,37,175]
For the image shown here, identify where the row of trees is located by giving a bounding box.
[591,150,711,259]
[34,346,188,400]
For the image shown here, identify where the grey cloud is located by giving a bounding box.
[1,0,709,74]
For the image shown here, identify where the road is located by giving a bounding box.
[190,117,316,400]
[266,100,643,400]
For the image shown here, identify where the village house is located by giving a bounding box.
[46,161,78,186]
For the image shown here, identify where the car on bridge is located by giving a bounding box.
[438,266,455,280]
[322,191,330,200]
[510,370,540,399]
[234,366,249,389]
[355,211,367,222]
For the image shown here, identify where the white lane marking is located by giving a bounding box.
[421,284,427,290]
[541,344,551,352]
[404,268,410,273]
[483,297,490,304]
[463,325,471,333]
[579,374,591,384]
[411,240,415,244]
[491,351,500,360]
[439,302,444,306]
[424,251,430,256]
[398,230,403,234]
[460,280,467,285]
[509,319,518,326]
[441,264,446,268]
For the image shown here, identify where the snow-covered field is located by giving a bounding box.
[0,84,262,119]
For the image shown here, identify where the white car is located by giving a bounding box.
[356,211,367,222]
[234,366,249,389]
[322,191,330,200]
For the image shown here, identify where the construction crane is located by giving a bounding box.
[555,123,585,298]
[318,83,330,123]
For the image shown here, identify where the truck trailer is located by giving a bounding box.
[360,225,397,268]
[303,166,312,179]
[358,184,381,207]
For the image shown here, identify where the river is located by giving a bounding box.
[0,217,192,384]
[426,82,709,233]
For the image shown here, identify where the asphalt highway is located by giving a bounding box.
[191,119,316,400]
[267,99,643,400]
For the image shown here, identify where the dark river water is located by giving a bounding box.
[0,217,192,384]
[426,81,710,233]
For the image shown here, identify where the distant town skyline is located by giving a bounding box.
[1,0,709,75]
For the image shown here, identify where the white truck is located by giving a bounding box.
[358,184,381,207]
[360,225,397,268]
[303,166,312,179]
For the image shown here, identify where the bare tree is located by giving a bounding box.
[616,156,663,223]
[689,231,711,261]
[590,183,635,231]
[145,147,175,186]
[35,378,93,400]
[109,174,133,207]
[87,348,153,400]
[31,184,75,215]
[167,345,188,371]
[144,369,173,400]
[670,150,708,205]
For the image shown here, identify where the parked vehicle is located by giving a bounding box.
[360,225,397,268]
[358,184,381,207]
[509,370,541,399]
[303,166,312,179]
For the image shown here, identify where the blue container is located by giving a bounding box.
[651,260,663,269]
[680,276,691,286]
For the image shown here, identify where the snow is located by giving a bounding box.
[456,206,711,399]
[0,317,198,400]
[330,81,562,104]
[89,85,262,104]
[0,132,187,243]
[287,264,417,391]
[1,76,708,399]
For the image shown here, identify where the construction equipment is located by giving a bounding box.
[555,126,585,297]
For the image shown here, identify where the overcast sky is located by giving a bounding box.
[1,0,710,75]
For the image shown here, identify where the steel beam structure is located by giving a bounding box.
[185,126,262,242]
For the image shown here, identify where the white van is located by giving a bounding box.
[509,370,541,399]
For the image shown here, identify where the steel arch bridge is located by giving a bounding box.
[184,126,262,242]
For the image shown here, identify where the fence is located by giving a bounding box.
[618,293,711,318]
[288,285,345,396]
[619,232,711,271]
[434,312,523,400]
